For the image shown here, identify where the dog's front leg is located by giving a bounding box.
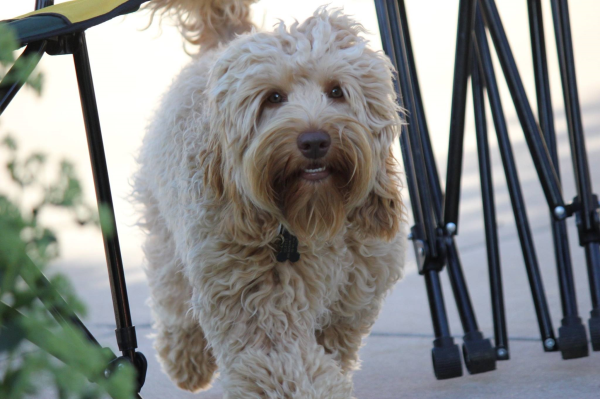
[317,235,406,373]
[221,338,355,399]
[194,267,355,399]
[144,217,217,392]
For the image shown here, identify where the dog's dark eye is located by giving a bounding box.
[268,92,284,104]
[329,86,344,99]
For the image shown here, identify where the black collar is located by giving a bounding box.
[276,225,300,263]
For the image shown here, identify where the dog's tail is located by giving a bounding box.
[145,0,257,49]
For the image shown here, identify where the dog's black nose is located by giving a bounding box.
[297,131,331,159]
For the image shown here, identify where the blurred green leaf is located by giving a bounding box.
[2,135,17,151]
[0,322,25,353]
[0,24,44,97]
[0,132,137,399]
[0,24,17,64]
[98,203,115,238]
[0,20,135,395]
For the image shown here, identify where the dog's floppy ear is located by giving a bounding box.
[349,148,403,241]
[220,188,279,245]
[201,133,279,245]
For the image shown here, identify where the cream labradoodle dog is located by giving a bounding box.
[135,0,407,397]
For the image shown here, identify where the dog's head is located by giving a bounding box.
[204,8,404,244]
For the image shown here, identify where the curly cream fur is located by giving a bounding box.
[135,4,407,398]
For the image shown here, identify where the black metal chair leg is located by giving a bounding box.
[399,131,462,380]
[35,1,55,10]
[398,130,462,379]
[445,238,496,372]
[396,0,443,217]
[528,0,588,360]
[383,0,439,258]
[425,269,463,380]
[471,47,508,361]
[378,0,495,376]
[584,244,600,350]
[20,254,102,347]
[0,41,47,115]
[550,0,600,352]
[443,0,477,230]
[72,32,146,391]
[380,4,465,374]
[550,0,596,232]
[478,0,564,214]
[398,0,495,373]
[473,11,557,352]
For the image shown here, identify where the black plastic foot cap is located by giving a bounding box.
[431,344,463,380]
[462,333,496,374]
[589,316,600,351]
[558,323,589,359]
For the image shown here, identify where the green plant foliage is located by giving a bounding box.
[0,23,43,95]
[0,136,137,399]
[0,23,136,399]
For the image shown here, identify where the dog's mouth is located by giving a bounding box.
[301,163,331,181]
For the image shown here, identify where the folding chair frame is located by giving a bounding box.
[375,0,600,380]
[0,1,147,396]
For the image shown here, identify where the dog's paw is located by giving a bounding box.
[155,326,217,392]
